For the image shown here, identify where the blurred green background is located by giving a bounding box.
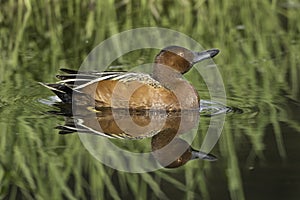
[0,0,300,199]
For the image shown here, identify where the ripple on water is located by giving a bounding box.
[200,99,258,117]
[38,96,61,106]
[201,95,263,119]
[39,96,256,117]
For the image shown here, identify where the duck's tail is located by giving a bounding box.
[39,82,73,103]
[39,68,126,103]
[39,68,95,103]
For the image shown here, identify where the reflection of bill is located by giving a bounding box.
[51,104,216,168]
[152,130,217,168]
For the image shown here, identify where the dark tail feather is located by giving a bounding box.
[56,74,98,80]
[56,74,77,80]
[60,68,79,74]
[39,82,73,103]
[55,125,76,134]
[59,68,97,75]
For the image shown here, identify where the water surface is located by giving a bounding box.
[0,1,300,199]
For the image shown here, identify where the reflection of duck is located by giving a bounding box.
[50,104,216,168]
[56,107,200,139]
[40,46,219,111]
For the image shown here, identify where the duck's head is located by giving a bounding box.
[154,46,219,74]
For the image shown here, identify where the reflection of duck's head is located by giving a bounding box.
[151,128,217,168]
[40,46,219,111]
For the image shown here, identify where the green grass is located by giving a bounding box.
[0,0,299,199]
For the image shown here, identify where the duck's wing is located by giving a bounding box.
[56,68,126,88]
[59,70,162,90]
[39,68,124,103]
[40,68,161,103]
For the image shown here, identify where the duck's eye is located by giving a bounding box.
[178,52,184,57]
[177,157,182,163]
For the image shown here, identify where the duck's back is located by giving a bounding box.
[78,73,180,110]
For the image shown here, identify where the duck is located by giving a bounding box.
[40,46,219,111]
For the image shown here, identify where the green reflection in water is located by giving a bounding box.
[0,0,299,199]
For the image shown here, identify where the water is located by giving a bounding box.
[1,1,300,199]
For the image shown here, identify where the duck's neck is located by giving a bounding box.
[152,63,200,110]
[152,64,183,89]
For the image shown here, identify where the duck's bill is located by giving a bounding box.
[192,49,220,64]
